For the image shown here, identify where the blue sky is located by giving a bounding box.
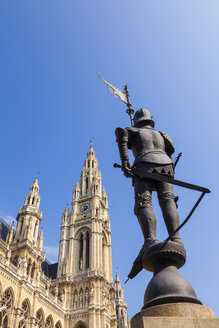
[1,0,219,318]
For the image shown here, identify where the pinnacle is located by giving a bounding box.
[30,178,39,193]
[115,272,120,283]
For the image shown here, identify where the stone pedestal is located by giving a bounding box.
[131,302,219,328]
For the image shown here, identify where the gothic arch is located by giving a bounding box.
[36,308,45,327]
[102,230,108,244]
[75,227,91,238]
[73,320,87,328]
[45,314,54,328]
[1,287,14,310]
[75,228,91,272]
[22,298,31,319]
[55,320,62,328]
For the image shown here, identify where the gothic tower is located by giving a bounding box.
[114,273,129,328]
[10,178,45,280]
[57,144,118,328]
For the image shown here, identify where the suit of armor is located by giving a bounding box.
[115,109,182,266]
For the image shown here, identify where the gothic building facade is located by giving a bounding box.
[0,145,129,328]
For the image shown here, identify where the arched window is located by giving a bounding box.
[92,160,94,168]
[88,160,90,168]
[32,197,35,205]
[73,321,87,328]
[12,255,19,267]
[1,288,13,309]
[55,321,62,328]
[85,178,89,194]
[36,309,44,327]
[45,315,53,328]
[86,232,90,269]
[27,258,32,276]
[20,218,24,235]
[31,262,36,279]
[79,233,83,270]
[22,299,30,319]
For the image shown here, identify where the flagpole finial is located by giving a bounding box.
[97,72,135,126]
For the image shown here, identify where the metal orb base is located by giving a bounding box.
[142,241,202,309]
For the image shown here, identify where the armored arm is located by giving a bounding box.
[115,128,131,172]
[159,131,175,158]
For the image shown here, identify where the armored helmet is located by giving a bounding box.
[133,108,155,127]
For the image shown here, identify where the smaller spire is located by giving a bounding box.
[102,187,106,195]
[115,272,121,284]
[30,178,39,193]
[74,181,80,191]
[64,204,69,214]
[62,204,69,224]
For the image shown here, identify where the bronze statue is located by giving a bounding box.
[98,73,210,308]
[115,108,184,278]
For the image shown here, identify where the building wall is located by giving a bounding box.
[0,145,129,328]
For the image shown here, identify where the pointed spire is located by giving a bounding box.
[64,204,69,215]
[30,178,39,193]
[115,272,120,283]
[75,181,80,191]
[73,181,80,202]
[24,178,40,208]
[62,204,69,224]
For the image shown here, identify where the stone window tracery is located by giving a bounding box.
[22,299,30,319]
[1,288,13,309]
[45,315,53,328]
[55,321,62,328]
[36,309,44,327]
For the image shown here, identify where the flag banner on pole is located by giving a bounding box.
[97,72,128,104]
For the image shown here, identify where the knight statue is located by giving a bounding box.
[115,108,184,278]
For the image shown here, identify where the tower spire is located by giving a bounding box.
[14,178,42,244]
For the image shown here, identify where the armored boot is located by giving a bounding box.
[128,207,158,279]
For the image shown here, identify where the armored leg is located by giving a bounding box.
[128,179,158,279]
[156,181,181,241]
[134,179,157,244]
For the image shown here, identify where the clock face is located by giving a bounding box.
[80,203,89,213]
